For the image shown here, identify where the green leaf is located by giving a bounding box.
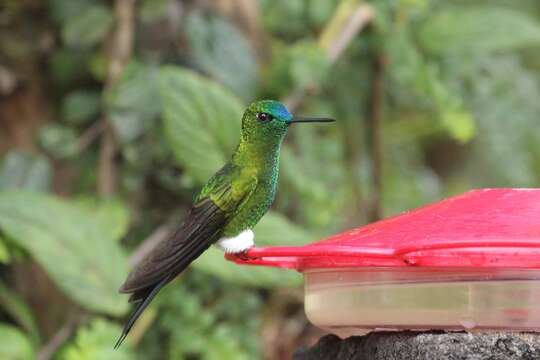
[60,318,133,360]
[48,0,92,24]
[74,197,130,242]
[62,90,101,125]
[419,7,540,54]
[308,1,338,27]
[105,62,161,143]
[255,211,317,247]
[259,0,306,37]
[139,0,168,23]
[160,66,243,183]
[205,325,251,360]
[38,124,78,159]
[289,41,330,88]
[441,108,475,143]
[0,281,40,345]
[0,324,34,360]
[0,238,9,263]
[263,41,330,96]
[49,49,90,87]
[193,212,309,287]
[0,151,52,192]
[280,130,344,229]
[382,143,442,216]
[62,5,114,48]
[185,11,257,100]
[386,32,477,143]
[461,56,540,187]
[0,192,129,315]
[159,277,261,359]
[88,53,108,81]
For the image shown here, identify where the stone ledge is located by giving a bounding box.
[293,331,540,360]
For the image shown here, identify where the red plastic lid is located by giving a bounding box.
[227,189,540,271]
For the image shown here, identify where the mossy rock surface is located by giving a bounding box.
[294,332,540,360]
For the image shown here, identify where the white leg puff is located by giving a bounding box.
[215,229,254,253]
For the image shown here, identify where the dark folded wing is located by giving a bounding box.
[119,197,227,294]
[115,197,232,348]
[115,165,258,348]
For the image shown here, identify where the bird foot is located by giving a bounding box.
[235,249,251,261]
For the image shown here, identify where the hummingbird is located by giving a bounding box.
[115,100,334,348]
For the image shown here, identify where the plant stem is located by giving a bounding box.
[37,313,81,360]
[283,3,374,112]
[98,0,135,196]
[366,54,386,222]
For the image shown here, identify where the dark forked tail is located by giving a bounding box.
[114,276,170,349]
[114,198,228,348]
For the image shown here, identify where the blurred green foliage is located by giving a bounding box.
[0,324,35,360]
[0,192,129,315]
[60,319,134,360]
[1,0,540,358]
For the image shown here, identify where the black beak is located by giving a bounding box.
[289,116,335,123]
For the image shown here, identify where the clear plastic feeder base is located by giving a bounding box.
[304,268,540,338]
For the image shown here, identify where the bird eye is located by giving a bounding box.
[256,112,273,122]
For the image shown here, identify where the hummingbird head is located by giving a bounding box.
[240,100,335,145]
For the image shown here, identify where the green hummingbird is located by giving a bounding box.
[115,100,334,348]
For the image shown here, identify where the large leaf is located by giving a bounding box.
[74,197,130,242]
[0,237,9,263]
[280,129,345,230]
[289,41,330,88]
[49,49,90,86]
[382,144,442,217]
[105,62,161,143]
[185,11,257,101]
[0,281,40,345]
[0,151,52,192]
[193,212,311,287]
[419,7,540,54]
[62,4,114,48]
[0,192,128,315]
[0,324,34,360]
[160,66,243,183]
[139,0,168,23]
[62,90,101,125]
[159,282,260,359]
[259,0,307,37]
[38,124,79,159]
[385,31,476,143]
[461,56,540,187]
[0,282,39,344]
[48,0,92,24]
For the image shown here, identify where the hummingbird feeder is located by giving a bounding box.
[228,188,540,337]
